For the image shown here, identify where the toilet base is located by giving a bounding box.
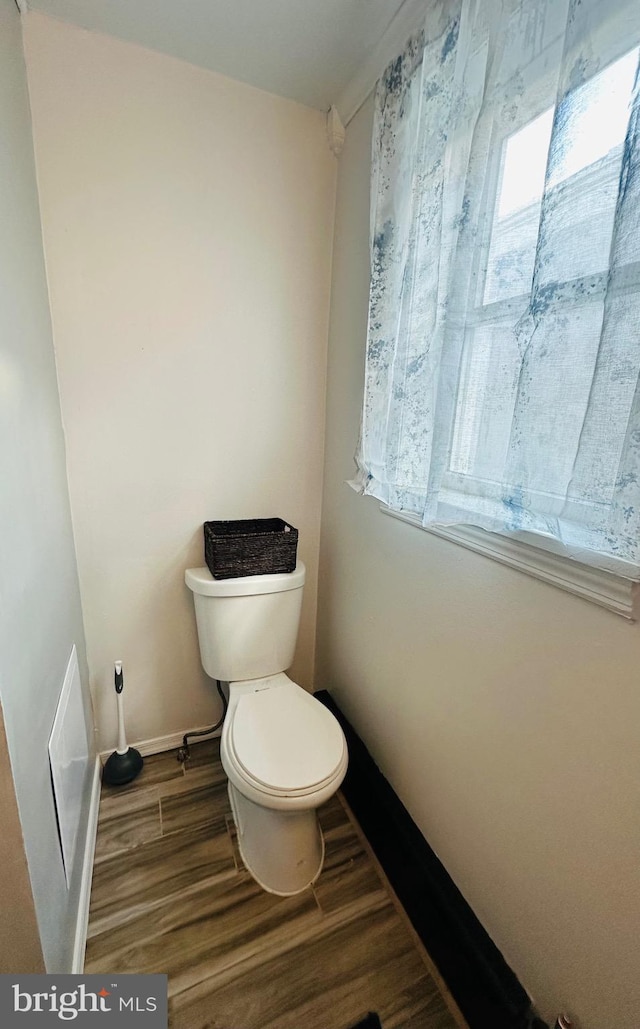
[228,782,325,896]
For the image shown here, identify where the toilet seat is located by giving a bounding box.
[228,680,346,798]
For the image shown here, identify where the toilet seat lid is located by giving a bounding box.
[231,683,345,793]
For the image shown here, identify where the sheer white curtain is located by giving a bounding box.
[350,0,640,571]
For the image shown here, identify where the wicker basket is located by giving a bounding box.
[203,518,298,579]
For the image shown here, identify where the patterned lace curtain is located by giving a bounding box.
[350,0,640,571]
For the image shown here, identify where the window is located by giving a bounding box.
[351,0,640,604]
[448,48,639,547]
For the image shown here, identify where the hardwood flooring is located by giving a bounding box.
[85,739,467,1029]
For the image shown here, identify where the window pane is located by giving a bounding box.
[483,111,553,305]
[450,322,520,479]
[452,303,610,501]
[547,48,637,189]
[540,48,637,284]
[483,48,637,305]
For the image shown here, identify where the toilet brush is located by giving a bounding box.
[102,661,144,785]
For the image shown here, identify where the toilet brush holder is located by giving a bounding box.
[102,662,143,786]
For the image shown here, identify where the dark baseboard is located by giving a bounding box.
[316,690,546,1029]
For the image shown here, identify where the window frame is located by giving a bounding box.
[380,502,639,619]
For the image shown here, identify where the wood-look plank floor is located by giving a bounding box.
[85,739,467,1029]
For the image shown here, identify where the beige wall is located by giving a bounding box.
[24,12,336,751]
[317,94,640,1029]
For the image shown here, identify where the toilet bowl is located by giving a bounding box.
[185,561,348,895]
[221,673,347,894]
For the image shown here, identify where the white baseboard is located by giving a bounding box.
[99,724,222,762]
[71,755,101,973]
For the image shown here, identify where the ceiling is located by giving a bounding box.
[26,0,408,111]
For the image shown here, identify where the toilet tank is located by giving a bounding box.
[185,562,305,682]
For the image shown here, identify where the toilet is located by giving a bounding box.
[185,560,348,896]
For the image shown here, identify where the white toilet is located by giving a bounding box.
[185,560,348,896]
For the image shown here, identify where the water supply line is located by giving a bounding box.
[177,679,227,762]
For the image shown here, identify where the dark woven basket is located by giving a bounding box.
[204,518,298,579]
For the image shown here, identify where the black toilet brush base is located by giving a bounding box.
[102,746,144,786]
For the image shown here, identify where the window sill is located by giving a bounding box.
[380,505,639,620]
